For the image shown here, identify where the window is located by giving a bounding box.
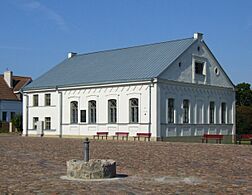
[168,98,174,123]
[221,102,226,124]
[89,100,96,124]
[33,95,38,106]
[209,101,215,124]
[70,101,78,124]
[195,62,204,75]
[33,117,39,129]
[129,98,139,123]
[45,94,51,106]
[2,112,7,121]
[11,112,15,120]
[183,99,189,123]
[81,110,86,123]
[45,117,51,130]
[108,99,117,123]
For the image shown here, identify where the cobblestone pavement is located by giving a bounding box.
[0,136,252,194]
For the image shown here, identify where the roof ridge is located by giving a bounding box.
[75,37,194,57]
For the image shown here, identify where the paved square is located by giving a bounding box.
[0,136,251,194]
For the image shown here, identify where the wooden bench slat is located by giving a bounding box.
[134,133,151,141]
[202,134,223,144]
[113,132,129,141]
[93,132,108,140]
[236,134,252,144]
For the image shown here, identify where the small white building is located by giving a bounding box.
[22,33,235,141]
[0,70,31,122]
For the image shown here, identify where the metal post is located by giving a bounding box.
[83,138,90,162]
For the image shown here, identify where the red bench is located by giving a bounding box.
[134,133,151,141]
[113,132,129,140]
[93,132,108,140]
[202,134,223,144]
[236,134,252,145]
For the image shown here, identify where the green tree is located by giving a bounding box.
[236,106,252,134]
[236,82,252,106]
[11,114,22,132]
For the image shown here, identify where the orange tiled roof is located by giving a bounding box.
[0,75,31,101]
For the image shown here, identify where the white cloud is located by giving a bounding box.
[17,0,68,31]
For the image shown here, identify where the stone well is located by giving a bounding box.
[66,159,116,179]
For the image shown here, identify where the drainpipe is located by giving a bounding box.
[22,92,29,136]
[56,86,63,138]
[148,79,154,137]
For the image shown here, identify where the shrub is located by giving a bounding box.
[11,114,23,132]
[236,106,252,134]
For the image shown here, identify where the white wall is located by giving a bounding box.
[0,100,22,122]
[159,39,234,88]
[158,81,235,137]
[24,81,157,138]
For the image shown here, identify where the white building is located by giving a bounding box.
[22,33,235,141]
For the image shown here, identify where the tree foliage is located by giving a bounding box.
[236,82,252,106]
[11,114,22,132]
[236,106,252,134]
[236,82,252,134]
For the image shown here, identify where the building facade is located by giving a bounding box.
[0,70,31,122]
[22,33,235,140]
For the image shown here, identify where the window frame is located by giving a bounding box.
[70,101,78,124]
[33,95,38,106]
[221,102,226,124]
[209,101,215,124]
[88,100,97,124]
[168,98,174,123]
[11,112,15,120]
[129,98,139,123]
[45,94,51,106]
[44,117,51,130]
[2,112,7,122]
[183,99,189,124]
[33,117,39,129]
[195,61,204,75]
[108,99,117,124]
[80,110,86,123]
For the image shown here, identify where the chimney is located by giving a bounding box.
[4,70,13,88]
[194,32,203,41]
[68,52,77,59]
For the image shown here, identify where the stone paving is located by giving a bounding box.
[0,135,252,194]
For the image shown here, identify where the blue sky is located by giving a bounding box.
[0,0,251,84]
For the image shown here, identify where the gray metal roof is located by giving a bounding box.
[25,37,196,90]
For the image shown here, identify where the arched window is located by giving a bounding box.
[70,101,78,124]
[89,100,96,124]
[129,98,139,123]
[108,99,117,123]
